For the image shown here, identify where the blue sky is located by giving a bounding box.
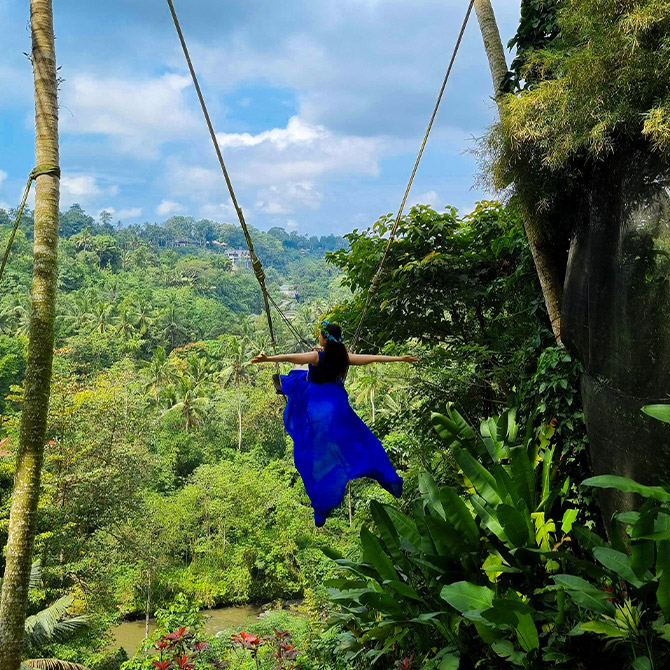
[0,0,521,235]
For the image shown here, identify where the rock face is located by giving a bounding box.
[562,147,670,521]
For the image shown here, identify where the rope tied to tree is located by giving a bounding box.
[0,163,61,282]
[350,0,474,351]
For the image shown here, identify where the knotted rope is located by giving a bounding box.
[0,164,61,282]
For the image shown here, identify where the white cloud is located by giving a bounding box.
[199,201,236,220]
[60,73,198,158]
[411,190,440,207]
[286,219,299,230]
[254,181,322,214]
[0,171,7,189]
[156,200,184,217]
[217,116,325,150]
[61,175,103,199]
[215,116,382,185]
[98,206,143,220]
[58,174,121,209]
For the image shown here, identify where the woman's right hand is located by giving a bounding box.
[251,353,270,364]
[401,355,419,363]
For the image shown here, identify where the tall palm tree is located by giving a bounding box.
[73,229,92,252]
[473,0,563,343]
[219,335,255,450]
[185,353,213,389]
[160,298,187,350]
[91,301,115,334]
[132,298,153,337]
[115,307,137,341]
[141,346,176,406]
[0,1,61,666]
[62,294,92,333]
[164,375,209,432]
[352,363,383,426]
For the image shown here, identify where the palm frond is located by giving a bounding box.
[23,660,90,670]
[24,595,89,647]
[29,560,42,590]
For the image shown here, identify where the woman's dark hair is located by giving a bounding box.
[312,322,349,384]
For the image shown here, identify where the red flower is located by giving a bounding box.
[155,639,170,650]
[152,662,171,670]
[192,640,208,652]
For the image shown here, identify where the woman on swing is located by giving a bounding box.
[251,321,418,526]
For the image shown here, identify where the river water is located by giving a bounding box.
[110,604,263,656]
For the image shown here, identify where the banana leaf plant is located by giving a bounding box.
[542,404,670,670]
[325,404,584,668]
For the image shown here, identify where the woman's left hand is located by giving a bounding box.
[401,355,419,363]
[251,353,270,364]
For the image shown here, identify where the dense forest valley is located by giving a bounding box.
[1,199,598,669]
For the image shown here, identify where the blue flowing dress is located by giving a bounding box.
[281,352,403,526]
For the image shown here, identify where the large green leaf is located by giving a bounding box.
[509,446,535,510]
[481,417,506,462]
[425,514,464,558]
[386,580,423,602]
[656,539,670,619]
[541,445,554,505]
[385,505,422,552]
[452,446,502,505]
[419,471,446,520]
[497,504,533,548]
[470,495,507,542]
[572,524,606,554]
[592,547,644,588]
[439,486,480,548]
[581,475,670,502]
[360,526,398,582]
[492,639,526,666]
[553,574,615,615]
[572,620,625,638]
[642,404,670,424]
[370,501,404,566]
[440,581,495,613]
[515,612,539,652]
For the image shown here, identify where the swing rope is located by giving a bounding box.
[350,0,474,351]
[166,0,281,373]
[167,0,473,356]
[0,164,61,282]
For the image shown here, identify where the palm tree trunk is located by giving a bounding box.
[0,1,60,667]
[370,389,376,426]
[145,571,152,639]
[237,391,243,451]
[473,0,563,344]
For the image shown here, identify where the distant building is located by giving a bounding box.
[225,248,252,269]
[279,284,298,299]
[174,238,197,248]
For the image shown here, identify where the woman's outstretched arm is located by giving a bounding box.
[251,352,319,365]
[348,353,418,366]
